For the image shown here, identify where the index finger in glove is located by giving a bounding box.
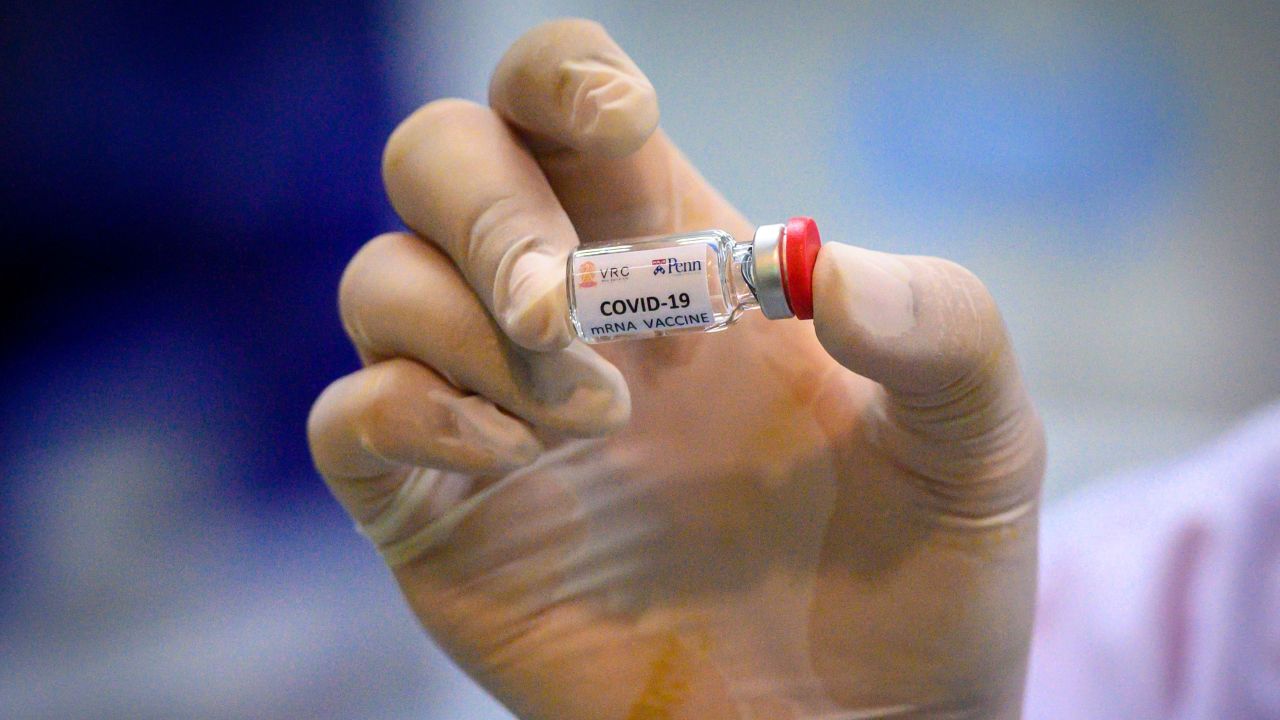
[488,18,748,244]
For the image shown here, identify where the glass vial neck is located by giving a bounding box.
[729,241,760,313]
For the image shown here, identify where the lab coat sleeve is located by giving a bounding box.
[1024,403,1280,719]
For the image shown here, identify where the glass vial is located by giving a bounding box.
[566,217,822,343]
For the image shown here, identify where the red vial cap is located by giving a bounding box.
[780,216,822,320]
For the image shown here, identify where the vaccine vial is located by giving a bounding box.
[566,217,822,343]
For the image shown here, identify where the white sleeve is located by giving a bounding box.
[1024,404,1280,719]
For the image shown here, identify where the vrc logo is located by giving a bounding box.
[576,261,598,288]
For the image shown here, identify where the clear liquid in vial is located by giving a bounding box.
[566,230,758,344]
[566,218,821,344]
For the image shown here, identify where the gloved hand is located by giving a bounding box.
[309,18,1045,720]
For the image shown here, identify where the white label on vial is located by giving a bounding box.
[572,244,715,340]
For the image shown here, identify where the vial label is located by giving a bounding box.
[570,244,715,340]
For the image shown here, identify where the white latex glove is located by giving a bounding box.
[309,19,1045,720]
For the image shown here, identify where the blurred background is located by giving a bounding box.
[2,1,1276,717]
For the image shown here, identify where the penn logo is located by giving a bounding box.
[651,257,703,275]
